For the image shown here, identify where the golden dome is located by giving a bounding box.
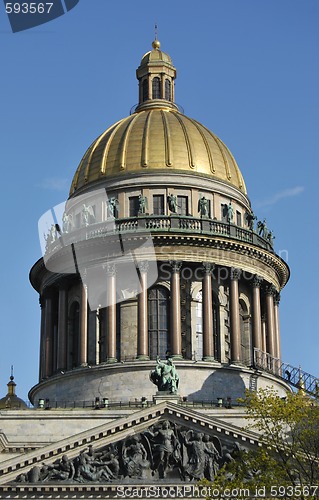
[70,108,246,195]
[70,41,247,195]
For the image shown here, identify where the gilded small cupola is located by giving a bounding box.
[136,38,177,111]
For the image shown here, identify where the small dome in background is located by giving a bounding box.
[0,369,28,410]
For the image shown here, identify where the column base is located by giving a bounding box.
[106,357,117,364]
[170,354,183,360]
[136,355,150,361]
[203,356,215,362]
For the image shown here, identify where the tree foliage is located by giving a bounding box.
[211,389,319,499]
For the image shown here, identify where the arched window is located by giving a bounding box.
[142,79,148,102]
[152,77,161,99]
[148,287,169,359]
[68,301,80,368]
[165,79,171,101]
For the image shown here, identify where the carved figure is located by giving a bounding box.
[226,202,234,223]
[202,434,221,481]
[184,432,207,480]
[246,212,256,231]
[257,219,269,239]
[81,204,95,227]
[267,230,275,247]
[198,196,209,217]
[62,212,73,233]
[167,194,177,213]
[108,197,119,218]
[138,194,148,214]
[122,436,150,479]
[150,356,179,393]
[145,420,180,479]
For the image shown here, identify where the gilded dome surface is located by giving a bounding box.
[70,41,247,196]
[70,108,247,195]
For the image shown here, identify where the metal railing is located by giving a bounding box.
[253,348,319,397]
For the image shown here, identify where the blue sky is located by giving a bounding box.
[0,0,318,401]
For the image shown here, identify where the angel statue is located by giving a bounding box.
[198,196,209,217]
[81,204,95,227]
[138,194,148,214]
[107,197,119,218]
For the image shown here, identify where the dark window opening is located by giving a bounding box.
[165,79,171,101]
[153,195,165,215]
[129,196,139,217]
[152,77,161,99]
[148,287,169,359]
[142,79,148,102]
[177,196,188,216]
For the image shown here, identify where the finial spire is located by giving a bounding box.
[10,365,14,380]
[152,23,160,50]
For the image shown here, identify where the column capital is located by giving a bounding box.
[104,262,116,276]
[274,292,281,306]
[252,275,263,288]
[202,262,215,275]
[231,268,241,281]
[265,284,277,297]
[137,260,149,273]
[169,260,182,273]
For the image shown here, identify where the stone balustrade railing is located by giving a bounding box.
[44,215,274,255]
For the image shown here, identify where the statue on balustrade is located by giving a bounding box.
[246,211,256,231]
[108,197,119,218]
[81,204,95,227]
[138,194,148,214]
[62,212,74,233]
[226,201,234,223]
[150,356,179,394]
[198,196,209,217]
[167,193,178,213]
[267,230,275,247]
[257,219,269,239]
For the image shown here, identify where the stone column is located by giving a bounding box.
[57,285,68,371]
[106,263,117,363]
[252,275,263,352]
[79,282,88,366]
[202,263,215,361]
[230,268,241,363]
[274,293,281,360]
[137,261,149,360]
[265,285,276,358]
[161,73,165,99]
[170,261,183,358]
[261,314,267,353]
[44,294,54,378]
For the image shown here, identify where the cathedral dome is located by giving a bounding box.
[70,41,247,196]
[70,109,247,195]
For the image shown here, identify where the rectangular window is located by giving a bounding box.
[177,196,188,216]
[129,196,139,217]
[221,204,227,222]
[153,195,165,215]
[236,211,242,226]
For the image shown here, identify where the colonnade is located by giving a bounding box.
[39,262,281,380]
